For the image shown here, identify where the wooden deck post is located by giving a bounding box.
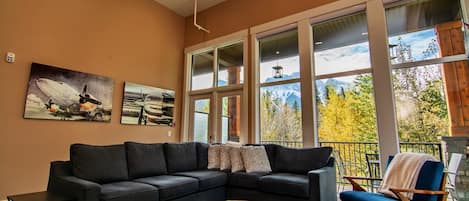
[436,20,469,136]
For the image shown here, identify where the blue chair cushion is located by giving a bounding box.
[340,191,398,201]
[413,161,444,201]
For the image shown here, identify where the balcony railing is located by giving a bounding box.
[260,140,443,191]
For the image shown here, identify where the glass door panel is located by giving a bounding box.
[218,92,242,143]
[191,98,211,143]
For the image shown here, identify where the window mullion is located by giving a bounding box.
[298,19,316,147]
[366,0,400,174]
[211,49,219,143]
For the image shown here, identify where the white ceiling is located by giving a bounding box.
[154,0,227,17]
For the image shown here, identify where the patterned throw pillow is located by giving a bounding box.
[220,142,241,171]
[230,146,245,172]
[220,145,232,171]
[240,146,272,173]
[207,144,221,169]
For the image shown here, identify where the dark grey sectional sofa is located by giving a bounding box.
[47,142,336,201]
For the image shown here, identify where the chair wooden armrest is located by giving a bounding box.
[343,176,382,192]
[389,188,449,201]
[343,176,382,181]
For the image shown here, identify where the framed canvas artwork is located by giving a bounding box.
[121,82,175,126]
[24,63,114,122]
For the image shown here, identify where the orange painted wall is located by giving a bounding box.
[0,0,185,198]
[184,0,338,47]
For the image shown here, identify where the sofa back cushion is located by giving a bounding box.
[70,144,128,183]
[275,146,332,174]
[164,142,198,173]
[125,142,167,179]
[196,142,209,169]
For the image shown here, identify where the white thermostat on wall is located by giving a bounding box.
[5,52,15,63]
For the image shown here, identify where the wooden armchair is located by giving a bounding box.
[340,157,448,201]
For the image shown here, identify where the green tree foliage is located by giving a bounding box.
[318,74,377,143]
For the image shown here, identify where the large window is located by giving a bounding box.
[386,0,468,143]
[313,11,379,144]
[258,29,303,145]
[187,39,246,143]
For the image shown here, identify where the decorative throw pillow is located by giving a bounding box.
[230,146,245,172]
[240,146,272,173]
[219,145,232,171]
[220,143,241,171]
[207,144,221,169]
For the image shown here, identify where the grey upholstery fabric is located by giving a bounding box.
[228,172,269,189]
[134,175,199,201]
[100,181,158,201]
[196,143,209,170]
[49,143,337,201]
[125,142,167,179]
[275,146,332,174]
[259,173,310,198]
[173,170,227,191]
[70,144,128,183]
[309,159,337,201]
[171,187,225,201]
[227,187,309,201]
[164,143,198,173]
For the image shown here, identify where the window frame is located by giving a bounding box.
[182,30,249,144]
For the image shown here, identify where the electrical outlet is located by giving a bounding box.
[5,52,15,63]
[167,130,172,137]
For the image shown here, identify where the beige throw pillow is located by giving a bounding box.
[220,145,232,170]
[230,146,245,172]
[207,144,221,169]
[220,142,242,171]
[240,146,272,173]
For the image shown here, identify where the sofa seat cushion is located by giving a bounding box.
[100,181,158,201]
[228,172,269,189]
[259,173,310,198]
[173,170,227,191]
[134,175,199,201]
[340,191,398,201]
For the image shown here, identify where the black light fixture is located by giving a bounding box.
[272,50,284,79]
[272,65,283,79]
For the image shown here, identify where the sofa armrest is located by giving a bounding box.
[50,176,101,201]
[47,161,101,201]
[308,165,337,201]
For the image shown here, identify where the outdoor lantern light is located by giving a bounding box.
[272,49,284,79]
[272,65,283,79]
[389,44,398,60]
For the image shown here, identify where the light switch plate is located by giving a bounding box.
[6,52,15,63]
